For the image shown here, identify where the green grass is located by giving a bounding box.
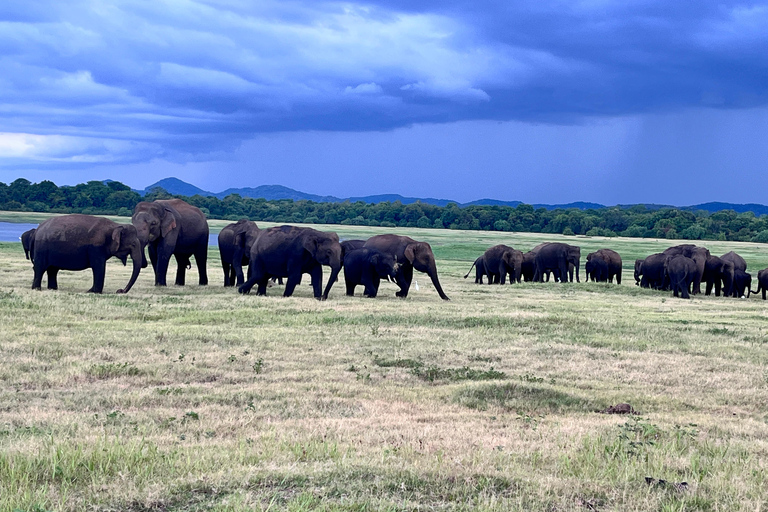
[2,211,768,511]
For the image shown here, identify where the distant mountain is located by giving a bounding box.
[138,177,768,215]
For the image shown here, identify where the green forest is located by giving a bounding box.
[2,178,768,242]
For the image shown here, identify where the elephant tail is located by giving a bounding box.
[464,261,476,279]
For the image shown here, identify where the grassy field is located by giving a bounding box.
[1,212,768,511]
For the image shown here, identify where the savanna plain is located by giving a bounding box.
[1,212,768,512]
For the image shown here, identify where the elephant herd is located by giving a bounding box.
[20,199,450,301]
[17,199,768,302]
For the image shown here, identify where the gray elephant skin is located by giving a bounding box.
[21,228,36,262]
[364,234,449,300]
[664,255,696,299]
[703,255,734,297]
[586,249,622,283]
[218,219,260,287]
[343,248,398,297]
[751,268,768,299]
[731,269,751,298]
[238,225,341,299]
[132,198,209,287]
[533,242,580,283]
[663,245,709,294]
[720,251,747,297]
[635,253,666,289]
[464,256,488,283]
[31,214,143,294]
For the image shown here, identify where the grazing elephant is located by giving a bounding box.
[635,253,667,289]
[464,256,488,284]
[731,269,751,298]
[343,248,399,297]
[481,245,523,284]
[750,268,768,300]
[132,199,209,286]
[364,234,450,300]
[533,243,580,283]
[586,249,622,284]
[218,220,260,286]
[585,257,609,282]
[703,256,734,297]
[21,228,36,262]
[663,245,709,294]
[238,225,341,299]
[31,214,143,294]
[521,251,536,282]
[664,255,696,299]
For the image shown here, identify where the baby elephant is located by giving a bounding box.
[343,248,399,298]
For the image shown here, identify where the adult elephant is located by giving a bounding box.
[521,251,536,282]
[586,249,622,284]
[731,269,751,298]
[341,239,367,261]
[31,214,143,294]
[703,255,734,297]
[585,257,609,282]
[132,199,209,286]
[343,248,399,297]
[463,256,488,284]
[663,245,709,294]
[533,243,580,283]
[218,220,259,286]
[665,255,696,299]
[238,225,341,299]
[635,253,667,289]
[364,234,450,300]
[21,228,36,262]
[721,251,746,296]
[751,268,768,300]
[482,244,523,284]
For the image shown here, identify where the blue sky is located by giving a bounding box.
[1,0,767,204]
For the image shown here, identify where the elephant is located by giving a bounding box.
[533,242,580,283]
[585,257,609,282]
[703,255,734,297]
[635,253,667,289]
[364,234,450,300]
[521,251,536,282]
[586,249,622,283]
[750,268,768,300]
[731,269,751,298]
[341,239,367,261]
[238,225,341,299]
[663,245,710,294]
[218,220,258,286]
[132,198,209,286]
[664,255,696,299]
[21,228,36,262]
[482,245,523,284]
[721,251,747,272]
[31,214,143,294]
[217,219,261,287]
[343,248,399,297]
[464,256,488,284]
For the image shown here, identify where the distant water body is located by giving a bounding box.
[0,222,219,246]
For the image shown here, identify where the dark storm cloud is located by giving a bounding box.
[0,0,766,167]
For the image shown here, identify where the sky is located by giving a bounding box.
[1,0,767,205]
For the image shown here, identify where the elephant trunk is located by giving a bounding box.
[322,263,341,300]
[427,264,450,301]
[117,248,143,294]
[575,262,580,283]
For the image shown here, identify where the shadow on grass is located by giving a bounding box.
[454,383,591,413]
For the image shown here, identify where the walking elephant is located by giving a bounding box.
[635,253,667,289]
[533,243,580,283]
[343,248,399,297]
[663,245,709,294]
[703,256,734,297]
[238,225,341,299]
[218,220,260,286]
[31,214,143,294]
[751,268,768,300]
[132,199,209,287]
[586,249,622,283]
[481,244,523,284]
[665,255,696,299]
[731,269,751,298]
[21,228,36,262]
[464,256,488,284]
[364,234,450,300]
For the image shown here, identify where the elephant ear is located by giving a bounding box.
[404,243,417,264]
[161,208,177,237]
[370,253,380,265]
[110,227,123,254]
[302,236,319,257]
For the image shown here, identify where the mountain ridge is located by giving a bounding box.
[139,177,768,215]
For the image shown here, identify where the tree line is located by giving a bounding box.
[2,178,768,243]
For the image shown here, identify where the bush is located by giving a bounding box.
[562,227,574,236]
[751,230,768,243]
[621,225,646,238]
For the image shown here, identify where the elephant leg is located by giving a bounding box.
[308,265,323,299]
[88,262,107,293]
[345,279,356,296]
[148,243,158,273]
[32,261,45,290]
[47,268,59,290]
[154,247,171,286]
[175,254,187,286]
[222,262,231,286]
[363,272,379,298]
[283,273,302,297]
[395,264,413,297]
[499,265,507,285]
[195,245,208,286]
